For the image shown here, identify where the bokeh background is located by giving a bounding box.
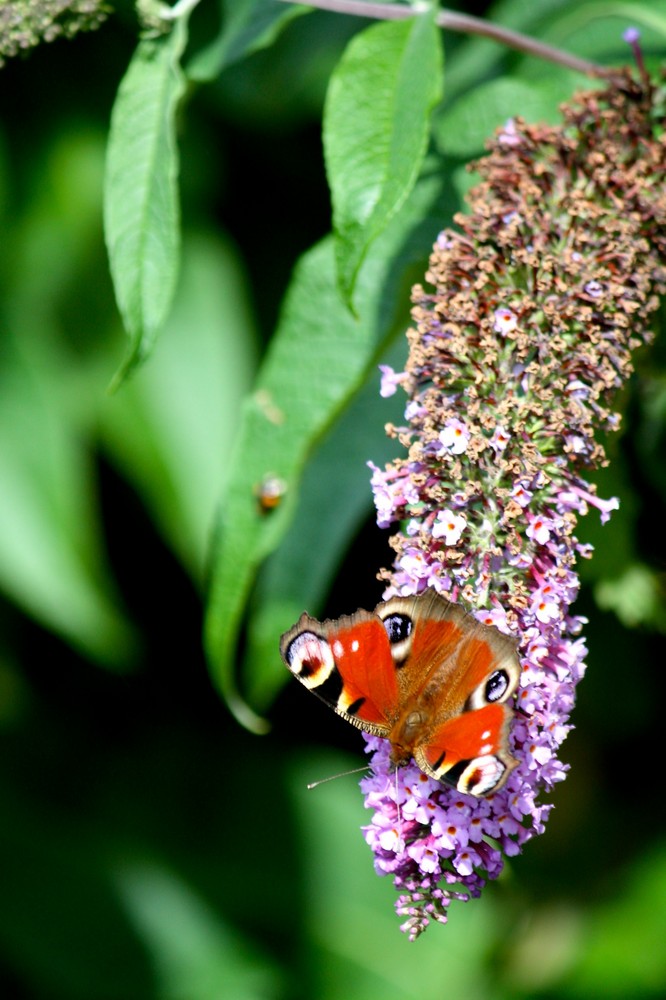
[0,1,665,997]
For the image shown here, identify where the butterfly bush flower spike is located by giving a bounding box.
[0,1,107,65]
[366,74,666,937]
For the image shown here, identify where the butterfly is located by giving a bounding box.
[280,588,521,796]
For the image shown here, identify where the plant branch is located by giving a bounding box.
[277,0,620,79]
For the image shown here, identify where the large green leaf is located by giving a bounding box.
[244,335,409,711]
[115,862,281,999]
[324,13,443,305]
[104,19,188,384]
[561,845,666,996]
[204,236,370,732]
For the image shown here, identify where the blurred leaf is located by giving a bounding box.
[0,344,134,666]
[198,7,359,128]
[623,2,666,39]
[441,0,635,108]
[324,13,443,305]
[101,230,258,582]
[503,902,583,993]
[537,0,666,54]
[115,861,281,1000]
[104,20,188,384]
[187,0,306,80]
[0,128,134,666]
[439,0,570,105]
[594,564,666,632]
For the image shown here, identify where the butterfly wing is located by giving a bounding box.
[279,609,400,737]
[414,703,517,795]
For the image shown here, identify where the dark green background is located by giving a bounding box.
[0,2,665,997]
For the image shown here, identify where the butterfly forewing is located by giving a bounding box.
[280,609,398,737]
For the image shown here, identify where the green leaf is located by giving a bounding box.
[204,236,370,732]
[104,20,188,384]
[562,845,666,997]
[324,13,443,305]
[244,334,409,710]
[187,0,306,80]
[0,127,134,666]
[594,564,666,632]
[0,337,135,666]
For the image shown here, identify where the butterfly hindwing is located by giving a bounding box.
[415,702,517,795]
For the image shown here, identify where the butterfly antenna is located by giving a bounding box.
[307,765,371,790]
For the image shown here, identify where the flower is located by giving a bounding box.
[493,308,518,335]
[623,27,641,44]
[439,419,470,454]
[365,74,666,938]
[378,365,409,398]
[431,510,466,545]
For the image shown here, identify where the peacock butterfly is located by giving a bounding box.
[280,588,521,797]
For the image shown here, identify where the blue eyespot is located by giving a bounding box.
[383,614,412,644]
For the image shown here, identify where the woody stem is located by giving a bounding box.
[276,0,619,79]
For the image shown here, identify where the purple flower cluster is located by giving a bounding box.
[362,75,666,937]
[364,441,589,936]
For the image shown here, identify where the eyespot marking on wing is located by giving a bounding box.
[283,631,336,688]
[378,612,413,664]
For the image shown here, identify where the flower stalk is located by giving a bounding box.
[276,0,618,80]
[367,71,666,937]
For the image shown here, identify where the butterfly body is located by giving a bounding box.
[280,589,521,796]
